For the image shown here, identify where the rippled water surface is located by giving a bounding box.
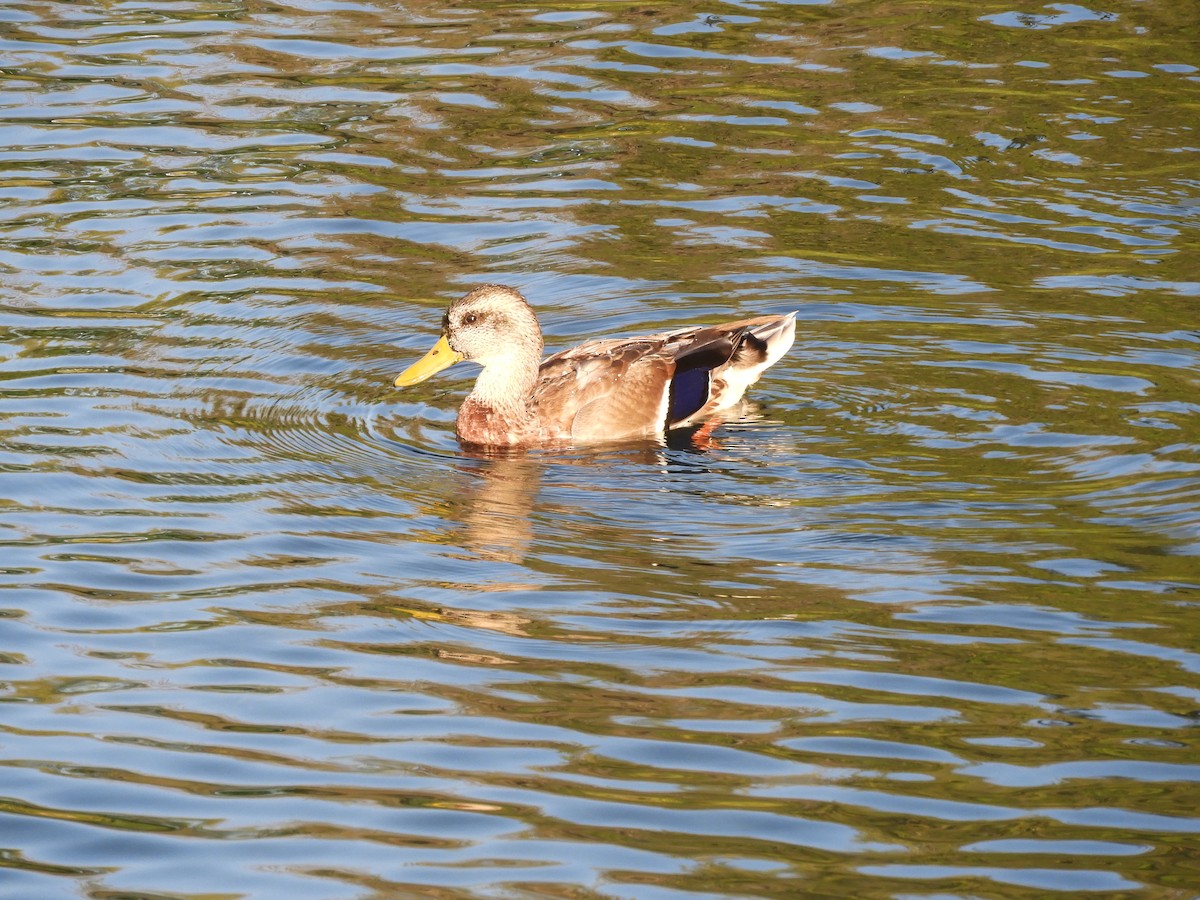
[2,0,1199,896]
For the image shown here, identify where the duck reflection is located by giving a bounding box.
[451,403,787,564]
[451,449,544,562]
[435,401,775,563]
[450,441,671,561]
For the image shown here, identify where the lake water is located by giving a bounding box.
[1,0,1198,896]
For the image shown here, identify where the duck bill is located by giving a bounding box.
[394,334,463,387]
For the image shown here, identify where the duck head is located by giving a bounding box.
[394,285,543,387]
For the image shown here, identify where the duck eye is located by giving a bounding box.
[464,313,478,325]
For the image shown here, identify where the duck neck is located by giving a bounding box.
[467,352,539,420]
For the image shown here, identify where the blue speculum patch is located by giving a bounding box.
[668,366,710,424]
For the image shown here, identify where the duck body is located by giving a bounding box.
[395,285,795,448]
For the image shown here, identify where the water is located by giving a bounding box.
[2,0,1198,896]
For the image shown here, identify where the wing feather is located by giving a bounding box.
[528,313,795,441]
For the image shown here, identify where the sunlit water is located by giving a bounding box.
[1,0,1198,896]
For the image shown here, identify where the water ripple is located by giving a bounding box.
[1,0,1197,895]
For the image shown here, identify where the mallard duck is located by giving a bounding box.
[394,284,796,447]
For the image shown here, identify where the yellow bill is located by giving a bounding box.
[394,334,463,387]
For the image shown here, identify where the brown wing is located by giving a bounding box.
[529,314,794,442]
[532,338,675,442]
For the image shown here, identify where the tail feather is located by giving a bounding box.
[748,312,797,369]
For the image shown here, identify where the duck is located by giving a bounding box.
[394,284,796,447]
